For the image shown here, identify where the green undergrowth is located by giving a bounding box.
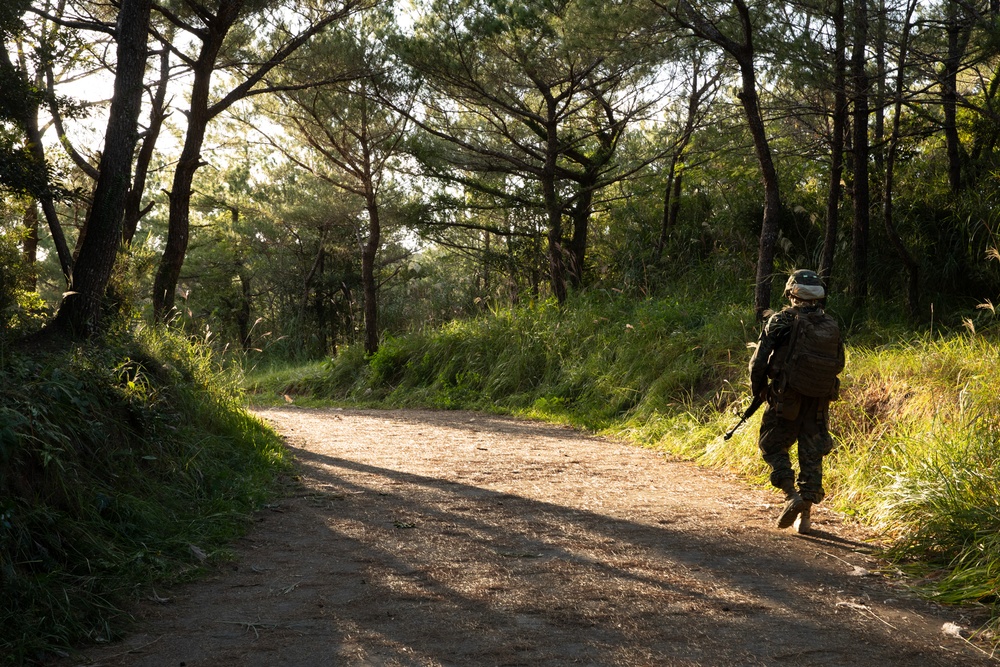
[249,291,1000,636]
[249,291,753,426]
[0,325,288,665]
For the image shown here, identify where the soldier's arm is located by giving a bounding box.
[749,310,795,396]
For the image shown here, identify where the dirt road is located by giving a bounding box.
[63,407,996,666]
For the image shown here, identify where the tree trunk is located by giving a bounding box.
[657,154,688,260]
[152,123,208,321]
[362,198,381,356]
[339,280,353,352]
[300,238,327,354]
[883,0,920,319]
[151,34,228,321]
[735,56,781,319]
[943,0,962,193]
[674,0,782,318]
[1,42,75,285]
[238,269,252,352]
[22,202,39,291]
[313,250,327,355]
[151,0,244,321]
[668,171,683,234]
[657,156,681,256]
[542,106,567,304]
[872,0,886,179]
[567,182,594,289]
[50,0,152,337]
[531,229,541,299]
[659,64,709,257]
[820,0,848,285]
[850,0,870,310]
[123,38,172,245]
[482,230,490,300]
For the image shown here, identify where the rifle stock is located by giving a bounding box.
[723,394,765,440]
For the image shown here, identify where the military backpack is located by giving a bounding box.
[772,308,844,399]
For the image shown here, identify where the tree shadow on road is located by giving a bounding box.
[274,439,987,667]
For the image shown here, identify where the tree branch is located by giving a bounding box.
[207,2,370,119]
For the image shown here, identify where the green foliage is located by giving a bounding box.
[250,266,754,425]
[0,327,287,664]
[825,336,1000,614]
[0,5,73,203]
[0,225,46,338]
[368,335,413,385]
[0,228,24,331]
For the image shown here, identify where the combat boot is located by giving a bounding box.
[776,480,806,530]
[795,503,812,534]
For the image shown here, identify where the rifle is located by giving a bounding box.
[724,394,765,440]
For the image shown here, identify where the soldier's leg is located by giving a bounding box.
[794,435,825,534]
[758,406,808,529]
[758,405,797,490]
[796,398,833,505]
[796,438,827,504]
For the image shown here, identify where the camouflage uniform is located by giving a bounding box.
[749,304,836,505]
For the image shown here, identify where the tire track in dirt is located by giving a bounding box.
[61,407,996,666]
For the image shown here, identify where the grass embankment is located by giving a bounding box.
[0,327,288,665]
[249,292,1000,633]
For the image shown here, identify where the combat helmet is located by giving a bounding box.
[783,269,825,301]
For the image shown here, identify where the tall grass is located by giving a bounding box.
[0,326,288,664]
[831,336,1000,612]
[251,287,751,425]
[248,291,1000,632]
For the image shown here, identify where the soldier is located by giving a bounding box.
[749,270,845,534]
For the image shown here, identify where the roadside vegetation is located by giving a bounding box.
[248,282,1000,639]
[0,324,288,665]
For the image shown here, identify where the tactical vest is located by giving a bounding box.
[770,309,844,399]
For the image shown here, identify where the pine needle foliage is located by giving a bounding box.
[0,326,288,664]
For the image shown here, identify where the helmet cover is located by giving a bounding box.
[784,269,825,301]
